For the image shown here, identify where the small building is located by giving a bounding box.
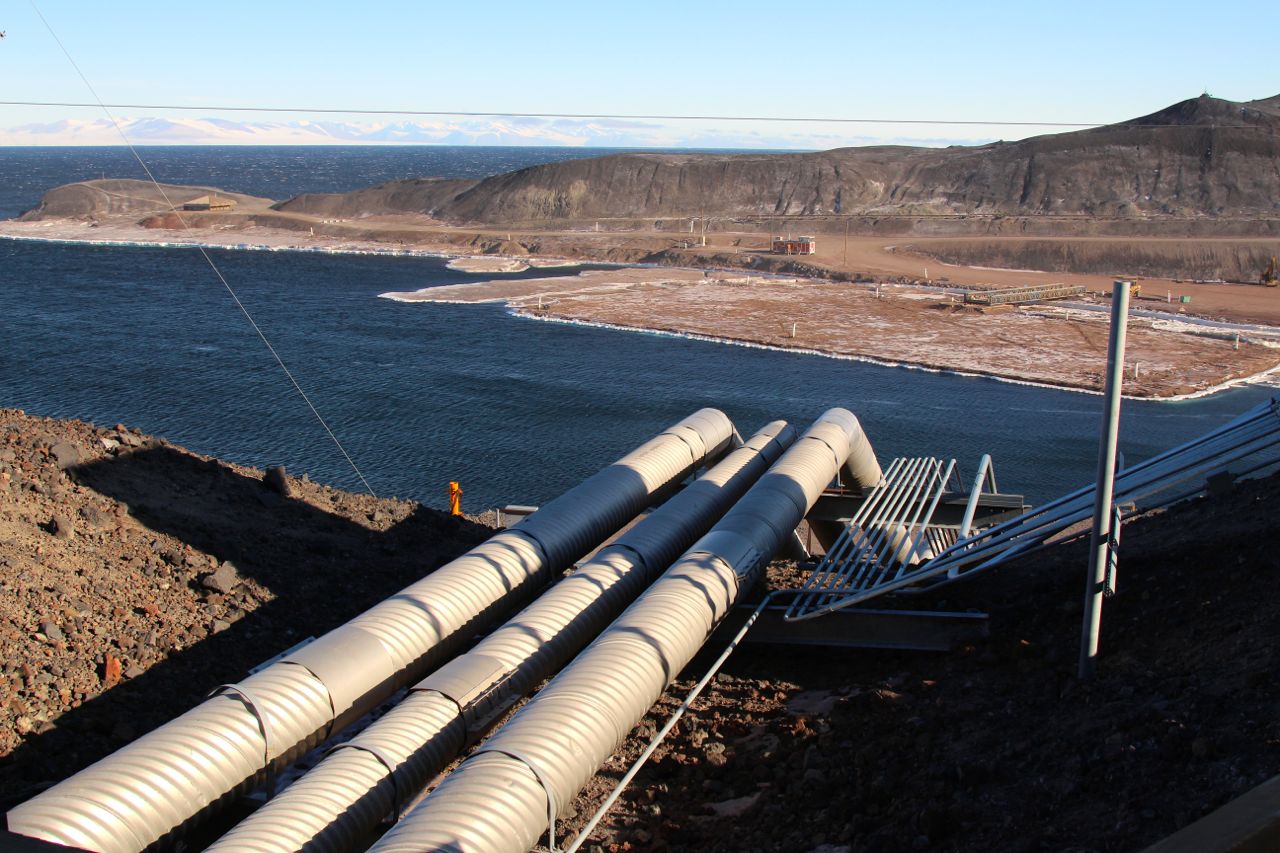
[772,235,816,255]
[183,194,236,212]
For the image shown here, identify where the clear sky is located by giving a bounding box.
[1,0,1275,148]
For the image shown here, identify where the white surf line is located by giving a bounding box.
[0,230,605,277]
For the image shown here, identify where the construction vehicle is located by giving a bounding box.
[1262,256,1279,288]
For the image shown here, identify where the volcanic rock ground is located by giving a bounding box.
[1,410,1277,853]
[0,408,493,807]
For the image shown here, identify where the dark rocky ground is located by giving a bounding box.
[2,408,1276,852]
[558,474,1280,853]
[0,408,492,808]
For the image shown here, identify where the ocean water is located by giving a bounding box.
[0,147,1274,510]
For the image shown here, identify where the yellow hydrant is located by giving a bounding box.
[448,481,463,516]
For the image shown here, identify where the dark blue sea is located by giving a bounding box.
[1,146,1274,510]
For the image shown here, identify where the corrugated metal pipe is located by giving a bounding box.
[369,407,876,853]
[206,420,798,853]
[6,410,735,853]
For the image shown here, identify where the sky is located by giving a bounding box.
[0,0,1276,148]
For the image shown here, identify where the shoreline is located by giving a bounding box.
[10,221,1280,402]
[506,308,1280,403]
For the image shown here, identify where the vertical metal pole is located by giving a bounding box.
[1079,280,1131,679]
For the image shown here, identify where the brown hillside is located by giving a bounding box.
[252,93,1280,226]
[431,94,1280,223]
[18,180,272,221]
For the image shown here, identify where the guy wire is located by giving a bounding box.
[28,1,378,496]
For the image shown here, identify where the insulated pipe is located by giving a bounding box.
[207,421,797,853]
[370,407,871,853]
[6,410,735,853]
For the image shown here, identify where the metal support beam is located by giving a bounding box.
[1079,281,1130,679]
[715,605,990,651]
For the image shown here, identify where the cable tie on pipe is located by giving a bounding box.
[472,746,561,852]
[602,541,649,573]
[505,526,552,570]
[326,741,405,818]
[210,683,277,764]
[665,427,703,467]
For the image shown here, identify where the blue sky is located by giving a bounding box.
[1,0,1275,148]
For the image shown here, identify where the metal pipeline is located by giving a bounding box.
[206,420,798,853]
[6,410,735,853]
[370,407,875,853]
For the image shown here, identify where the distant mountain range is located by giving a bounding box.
[0,115,979,150]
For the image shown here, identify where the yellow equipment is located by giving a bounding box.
[448,481,463,516]
[1262,256,1279,288]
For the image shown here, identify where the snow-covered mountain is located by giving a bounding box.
[0,115,979,149]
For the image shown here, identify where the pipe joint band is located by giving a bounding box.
[471,746,562,852]
[327,741,405,817]
[283,625,399,733]
[210,683,279,764]
[599,541,649,574]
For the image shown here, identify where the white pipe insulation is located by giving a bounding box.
[205,420,798,853]
[6,410,736,853]
[370,407,878,853]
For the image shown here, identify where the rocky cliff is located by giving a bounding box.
[19,94,1280,229]
[425,94,1280,223]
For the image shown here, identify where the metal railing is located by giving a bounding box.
[789,397,1280,617]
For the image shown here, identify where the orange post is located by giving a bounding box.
[448,481,463,516]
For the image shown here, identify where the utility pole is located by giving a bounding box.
[1079,280,1131,679]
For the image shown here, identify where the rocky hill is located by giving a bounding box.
[19,94,1280,230]
[274,177,476,219]
[269,93,1280,225]
[18,180,272,221]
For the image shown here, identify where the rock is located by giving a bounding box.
[707,793,760,818]
[211,619,231,634]
[49,441,82,469]
[79,504,109,528]
[201,562,241,594]
[264,466,292,497]
[40,620,64,641]
[124,664,144,679]
[103,654,122,688]
[49,514,74,539]
[803,768,827,785]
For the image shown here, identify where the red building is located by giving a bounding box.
[771,235,817,255]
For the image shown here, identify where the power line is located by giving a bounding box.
[3,99,1273,132]
[27,2,378,496]
[0,100,1098,126]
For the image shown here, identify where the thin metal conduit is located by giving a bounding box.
[368,407,876,853]
[204,421,798,853]
[6,410,736,853]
